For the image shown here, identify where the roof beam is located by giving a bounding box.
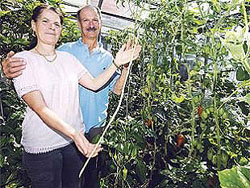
[98,0,104,9]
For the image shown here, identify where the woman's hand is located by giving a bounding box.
[114,40,141,67]
[72,131,102,158]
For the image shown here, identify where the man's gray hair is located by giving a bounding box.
[77,5,102,21]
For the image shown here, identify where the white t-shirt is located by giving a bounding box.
[13,50,87,153]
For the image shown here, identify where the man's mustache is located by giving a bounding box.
[87,27,97,32]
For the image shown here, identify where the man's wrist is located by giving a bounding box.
[122,67,129,71]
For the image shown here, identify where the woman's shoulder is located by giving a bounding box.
[57,51,80,63]
[13,51,39,63]
[14,51,47,66]
[56,51,84,70]
[57,50,75,59]
[14,50,31,58]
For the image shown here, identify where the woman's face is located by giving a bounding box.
[32,9,62,46]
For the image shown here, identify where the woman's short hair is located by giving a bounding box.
[32,4,64,25]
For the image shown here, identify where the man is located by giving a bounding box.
[2,5,129,188]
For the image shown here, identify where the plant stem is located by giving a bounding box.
[208,0,238,170]
[218,84,245,110]
[188,79,196,157]
[241,0,250,73]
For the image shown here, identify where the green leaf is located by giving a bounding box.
[239,93,250,105]
[222,27,248,61]
[236,67,250,81]
[171,93,185,103]
[218,166,250,188]
[0,10,10,17]
[135,159,146,183]
[0,154,4,168]
[91,134,101,144]
[193,19,206,25]
[224,43,245,60]
[122,167,127,180]
[14,38,29,45]
[244,93,250,105]
[131,146,138,158]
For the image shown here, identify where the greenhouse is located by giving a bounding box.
[0,0,250,187]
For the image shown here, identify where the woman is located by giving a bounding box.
[12,4,141,188]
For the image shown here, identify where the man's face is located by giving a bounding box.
[78,7,102,40]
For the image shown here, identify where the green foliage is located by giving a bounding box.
[0,0,36,56]
[218,166,250,188]
[0,0,80,59]
[104,0,250,187]
[100,118,149,187]
[1,0,250,187]
[0,80,30,187]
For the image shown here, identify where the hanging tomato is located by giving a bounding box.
[198,105,203,117]
[177,134,185,147]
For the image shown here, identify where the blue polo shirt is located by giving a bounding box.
[58,38,120,133]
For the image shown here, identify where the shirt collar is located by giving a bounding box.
[77,38,105,54]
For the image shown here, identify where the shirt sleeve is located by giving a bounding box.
[12,52,39,98]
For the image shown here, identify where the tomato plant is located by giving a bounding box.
[1,0,250,187]
[106,0,250,187]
